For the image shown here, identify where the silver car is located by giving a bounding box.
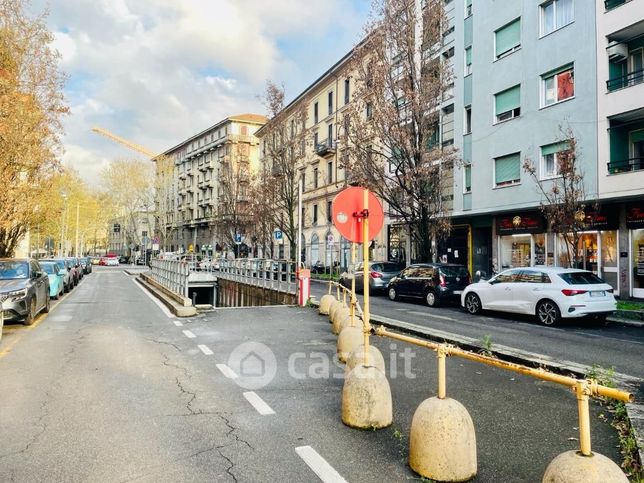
[0,259,50,325]
[340,261,405,294]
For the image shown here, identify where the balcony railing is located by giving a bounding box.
[605,0,630,10]
[607,69,644,91]
[315,138,336,157]
[607,157,644,174]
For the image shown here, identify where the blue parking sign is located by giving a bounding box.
[274,230,283,240]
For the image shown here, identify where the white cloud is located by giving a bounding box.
[33,0,368,186]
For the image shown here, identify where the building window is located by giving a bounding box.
[313,204,318,225]
[301,170,306,191]
[494,85,521,123]
[465,0,472,17]
[495,18,521,59]
[464,106,472,134]
[541,141,570,179]
[314,167,319,189]
[540,0,573,37]
[301,207,306,227]
[328,123,333,143]
[464,164,472,192]
[327,161,333,184]
[366,103,373,119]
[327,201,333,223]
[344,78,350,104]
[314,132,319,149]
[241,125,248,135]
[464,46,472,76]
[542,65,574,107]
[494,153,521,187]
[314,102,319,124]
[328,91,333,115]
[441,104,455,146]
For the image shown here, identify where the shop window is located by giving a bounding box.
[632,229,644,297]
[542,66,574,107]
[500,235,531,268]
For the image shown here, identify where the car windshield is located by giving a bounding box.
[41,263,57,275]
[372,263,405,273]
[440,266,469,278]
[0,261,29,279]
[559,272,605,285]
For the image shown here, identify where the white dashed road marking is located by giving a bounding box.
[243,391,275,415]
[295,446,347,483]
[182,330,196,339]
[198,344,213,355]
[216,364,238,379]
[173,320,183,327]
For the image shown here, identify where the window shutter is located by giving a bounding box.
[495,85,520,115]
[466,0,472,6]
[464,164,472,189]
[495,19,521,57]
[495,154,520,184]
[465,46,472,65]
[631,129,644,143]
[541,141,570,156]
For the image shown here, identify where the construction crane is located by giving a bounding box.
[91,126,160,160]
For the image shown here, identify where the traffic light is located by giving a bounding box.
[113,223,121,233]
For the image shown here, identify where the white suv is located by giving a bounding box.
[461,267,616,326]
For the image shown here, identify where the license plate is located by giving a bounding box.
[590,291,605,297]
[453,290,463,295]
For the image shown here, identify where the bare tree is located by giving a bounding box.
[342,0,456,262]
[0,0,68,256]
[523,126,594,267]
[258,81,310,261]
[153,155,176,251]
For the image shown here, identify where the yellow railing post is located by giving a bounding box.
[362,189,370,366]
[574,380,592,456]
[437,345,448,399]
[350,242,356,327]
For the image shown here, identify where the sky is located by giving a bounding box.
[32,0,371,187]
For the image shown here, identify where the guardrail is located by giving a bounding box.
[217,258,297,294]
[149,259,189,298]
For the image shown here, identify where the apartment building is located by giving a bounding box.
[158,114,266,255]
[596,0,644,297]
[108,211,155,256]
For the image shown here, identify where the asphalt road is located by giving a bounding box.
[0,268,625,482]
[310,280,644,382]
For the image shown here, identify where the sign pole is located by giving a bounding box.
[362,188,370,366]
[350,242,356,327]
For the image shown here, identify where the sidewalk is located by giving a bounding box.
[199,305,624,482]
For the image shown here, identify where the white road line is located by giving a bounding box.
[216,364,238,379]
[394,308,409,311]
[49,315,72,322]
[198,344,213,355]
[173,320,183,327]
[182,330,196,339]
[243,391,275,415]
[131,278,173,318]
[295,446,347,483]
[408,310,456,321]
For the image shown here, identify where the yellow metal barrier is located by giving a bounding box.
[373,325,633,457]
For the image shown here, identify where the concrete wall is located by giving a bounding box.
[216,279,296,307]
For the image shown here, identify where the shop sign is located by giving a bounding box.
[582,208,618,230]
[496,213,544,235]
[626,203,644,229]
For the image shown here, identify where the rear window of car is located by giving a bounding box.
[377,263,405,272]
[439,266,469,278]
[41,263,56,275]
[558,272,605,285]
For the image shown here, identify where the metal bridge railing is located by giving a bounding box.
[150,259,190,298]
[217,258,296,294]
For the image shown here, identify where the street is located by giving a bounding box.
[310,281,644,383]
[0,268,627,482]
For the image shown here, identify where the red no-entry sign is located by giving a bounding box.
[331,187,384,243]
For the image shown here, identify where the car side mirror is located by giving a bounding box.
[58,270,66,276]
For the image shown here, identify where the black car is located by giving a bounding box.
[387,263,470,307]
[119,255,130,264]
[0,258,50,325]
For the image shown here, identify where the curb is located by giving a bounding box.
[135,276,196,317]
[308,297,644,468]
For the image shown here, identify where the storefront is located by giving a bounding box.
[627,203,644,298]
[496,212,548,269]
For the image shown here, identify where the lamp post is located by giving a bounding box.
[59,192,67,257]
[74,203,80,256]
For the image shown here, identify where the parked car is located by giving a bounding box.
[42,258,74,292]
[67,257,83,281]
[461,267,617,326]
[102,256,119,266]
[40,261,65,299]
[340,261,405,294]
[118,255,130,264]
[0,258,50,325]
[387,263,470,307]
[80,257,92,274]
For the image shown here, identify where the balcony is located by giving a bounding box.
[605,0,631,10]
[607,157,644,174]
[315,138,336,158]
[607,114,644,174]
[607,69,644,91]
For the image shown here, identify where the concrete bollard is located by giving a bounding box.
[319,294,336,315]
[342,364,392,429]
[337,326,363,362]
[329,301,347,325]
[332,307,351,335]
[409,396,477,482]
[345,344,385,374]
[542,450,628,483]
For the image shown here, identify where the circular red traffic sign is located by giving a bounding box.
[332,187,384,243]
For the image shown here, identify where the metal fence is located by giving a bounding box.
[149,259,190,298]
[217,258,297,294]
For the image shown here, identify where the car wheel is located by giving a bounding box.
[425,290,438,307]
[537,300,561,326]
[53,289,59,300]
[589,314,608,327]
[464,293,482,315]
[24,297,37,326]
[388,287,398,301]
[43,295,51,313]
[64,282,69,293]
